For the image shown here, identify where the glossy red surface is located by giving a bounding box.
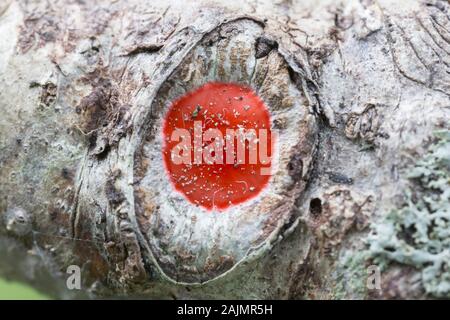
[162,82,272,210]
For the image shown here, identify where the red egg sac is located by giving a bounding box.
[162,82,273,211]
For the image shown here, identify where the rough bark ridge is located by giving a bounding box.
[0,0,449,299]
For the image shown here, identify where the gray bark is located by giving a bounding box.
[0,0,449,299]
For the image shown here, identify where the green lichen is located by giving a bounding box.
[333,249,370,299]
[368,130,450,297]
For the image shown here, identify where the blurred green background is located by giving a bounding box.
[0,277,49,300]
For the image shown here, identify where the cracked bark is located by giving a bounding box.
[0,0,449,299]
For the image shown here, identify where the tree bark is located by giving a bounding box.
[0,0,449,299]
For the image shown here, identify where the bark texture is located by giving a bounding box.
[0,0,449,299]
